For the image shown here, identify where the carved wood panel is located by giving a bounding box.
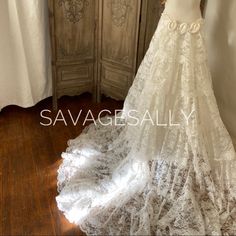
[57,65,93,89]
[48,0,98,109]
[58,0,89,23]
[97,0,142,101]
[101,63,132,100]
[54,0,95,62]
[100,0,141,69]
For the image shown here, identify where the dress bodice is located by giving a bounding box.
[164,0,202,23]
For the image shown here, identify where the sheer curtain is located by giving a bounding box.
[205,0,236,146]
[0,0,52,111]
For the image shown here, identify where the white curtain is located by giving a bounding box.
[205,0,236,146]
[0,0,52,111]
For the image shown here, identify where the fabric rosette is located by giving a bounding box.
[189,22,201,33]
[179,23,188,34]
[168,20,178,31]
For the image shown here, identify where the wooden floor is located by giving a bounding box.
[0,93,123,236]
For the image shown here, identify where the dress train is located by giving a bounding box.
[56,12,236,235]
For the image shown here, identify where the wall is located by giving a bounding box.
[204,0,236,146]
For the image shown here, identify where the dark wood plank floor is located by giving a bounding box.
[0,93,123,236]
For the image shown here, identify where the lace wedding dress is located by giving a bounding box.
[56,7,236,236]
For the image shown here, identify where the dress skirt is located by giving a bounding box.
[56,12,236,235]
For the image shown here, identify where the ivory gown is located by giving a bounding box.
[56,1,236,235]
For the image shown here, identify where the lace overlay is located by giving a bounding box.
[56,13,236,235]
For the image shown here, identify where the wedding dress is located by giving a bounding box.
[56,1,236,235]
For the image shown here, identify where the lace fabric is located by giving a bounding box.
[56,12,236,235]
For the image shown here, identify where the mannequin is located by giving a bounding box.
[164,0,202,23]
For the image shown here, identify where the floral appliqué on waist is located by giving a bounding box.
[162,13,204,34]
